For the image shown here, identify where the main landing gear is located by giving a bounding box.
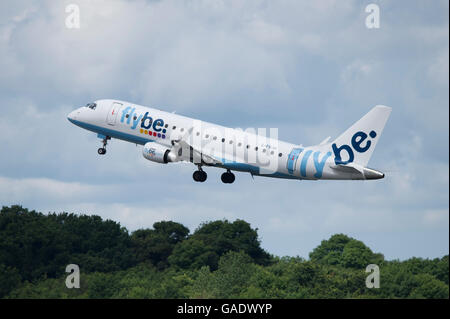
[98,136,110,155]
[192,167,235,184]
[221,170,235,184]
[193,166,207,182]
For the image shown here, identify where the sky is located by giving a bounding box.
[0,0,448,260]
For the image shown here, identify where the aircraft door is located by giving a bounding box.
[286,148,303,174]
[106,102,122,125]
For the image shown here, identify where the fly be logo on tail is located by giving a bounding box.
[332,130,377,165]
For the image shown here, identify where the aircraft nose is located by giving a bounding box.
[67,110,78,123]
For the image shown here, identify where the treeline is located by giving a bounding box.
[0,205,448,299]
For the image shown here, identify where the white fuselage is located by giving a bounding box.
[68,99,387,181]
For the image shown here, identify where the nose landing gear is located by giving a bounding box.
[221,170,235,184]
[98,136,110,155]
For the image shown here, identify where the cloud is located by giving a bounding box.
[423,209,449,227]
[428,47,449,87]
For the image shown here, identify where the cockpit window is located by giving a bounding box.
[86,103,97,110]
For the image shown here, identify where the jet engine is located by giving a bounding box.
[142,142,177,164]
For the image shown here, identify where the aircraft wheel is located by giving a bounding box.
[193,170,207,182]
[221,172,235,184]
[98,148,106,155]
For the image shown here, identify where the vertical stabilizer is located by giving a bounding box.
[331,105,391,167]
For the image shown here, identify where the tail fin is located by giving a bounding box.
[331,105,392,167]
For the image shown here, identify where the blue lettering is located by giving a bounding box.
[332,143,354,165]
[300,150,313,177]
[313,151,332,178]
[131,114,143,130]
[141,112,153,129]
[126,108,135,125]
[121,106,131,123]
[351,131,371,153]
[153,119,164,132]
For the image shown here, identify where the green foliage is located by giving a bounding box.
[0,264,21,297]
[131,221,189,269]
[409,274,449,299]
[189,266,216,298]
[0,205,135,297]
[341,240,374,268]
[169,220,271,270]
[309,234,384,268]
[1,206,448,299]
[168,239,219,270]
[212,251,255,298]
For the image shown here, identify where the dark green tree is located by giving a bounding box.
[169,220,271,270]
[310,234,383,268]
[168,238,219,270]
[409,274,449,299]
[0,264,21,298]
[131,221,189,269]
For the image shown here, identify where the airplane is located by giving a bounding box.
[67,100,391,183]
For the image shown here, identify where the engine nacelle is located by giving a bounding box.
[143,142,176,164]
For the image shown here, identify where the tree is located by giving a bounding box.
[0,264,21,298]
[170,220,271,270]
[2,205,448,299]
[168,239,219,270]
[213,251,254,298]
[131,221,189,269]
[309,234,352,266]
[310,234,383,268]
[0,205,135,282]
[409,274,449,299]
[341,240,373,268]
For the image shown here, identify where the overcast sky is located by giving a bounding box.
[0,0,448,260]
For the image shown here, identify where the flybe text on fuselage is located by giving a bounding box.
[120,106,168,138]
